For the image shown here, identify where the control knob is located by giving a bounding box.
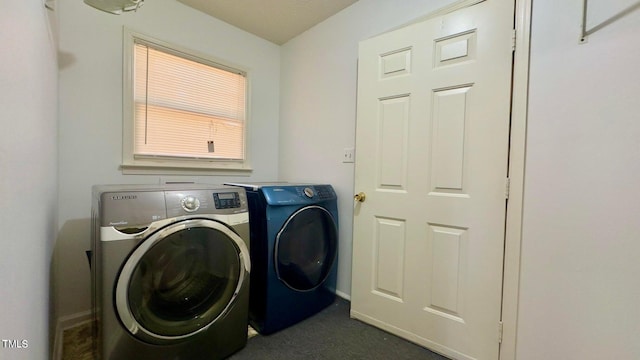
[303,187,314,198]
[181,196,200,212]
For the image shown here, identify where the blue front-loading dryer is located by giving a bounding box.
[225,182,338,335]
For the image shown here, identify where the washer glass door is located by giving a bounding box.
[275,206,338,291]
[116,219,249,343]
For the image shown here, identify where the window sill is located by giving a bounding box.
[120,161,253,176]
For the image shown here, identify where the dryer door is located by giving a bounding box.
[115,218,250,344]
[275,205,338,291]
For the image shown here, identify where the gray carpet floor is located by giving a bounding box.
[63,298,448,359]
[229,298,448,360]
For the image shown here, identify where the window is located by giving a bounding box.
[122,29,251,174]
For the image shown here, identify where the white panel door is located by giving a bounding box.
[351,1,514,359]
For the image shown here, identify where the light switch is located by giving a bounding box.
[343,147,355,163]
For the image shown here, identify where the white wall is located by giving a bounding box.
[279,0,458,298]
[56,0,280,320]
[0,1,58,359]
[518,1,640,358]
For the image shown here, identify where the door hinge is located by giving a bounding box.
[505,178,511,199]
[511,29,516,52]
[498,320,504,343]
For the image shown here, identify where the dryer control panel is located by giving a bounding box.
[297,185,335,200]
[258,185,337,205]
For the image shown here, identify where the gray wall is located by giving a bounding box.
[0,1,58,359]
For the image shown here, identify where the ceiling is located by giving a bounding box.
[176,0,359,45]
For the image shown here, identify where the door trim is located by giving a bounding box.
[500,0,532,359]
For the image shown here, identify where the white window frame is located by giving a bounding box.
[121,28,252,175]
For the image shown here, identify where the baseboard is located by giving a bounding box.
[335,289,351,301]
[52,310,93,360]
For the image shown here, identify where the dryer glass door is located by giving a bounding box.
[275,205,338,291]
[115,219,249,343]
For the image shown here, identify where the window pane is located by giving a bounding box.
[133,42,246,161]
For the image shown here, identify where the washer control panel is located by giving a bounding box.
[213,191,241,209]
[165,189,247,217]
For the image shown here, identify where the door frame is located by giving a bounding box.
[501,0,532,359]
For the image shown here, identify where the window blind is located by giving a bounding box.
[133,42,246,160]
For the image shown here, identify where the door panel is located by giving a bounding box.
[351,1,514,359]
[378,96,410,190]
[373,216,406,300]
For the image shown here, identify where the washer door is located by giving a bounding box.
[275,205,338,291]
[115,218,250,344]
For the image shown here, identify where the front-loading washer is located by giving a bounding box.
[91,184,251,360]
[225,182,339,335]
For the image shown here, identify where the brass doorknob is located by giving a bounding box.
[354,192,366,202]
